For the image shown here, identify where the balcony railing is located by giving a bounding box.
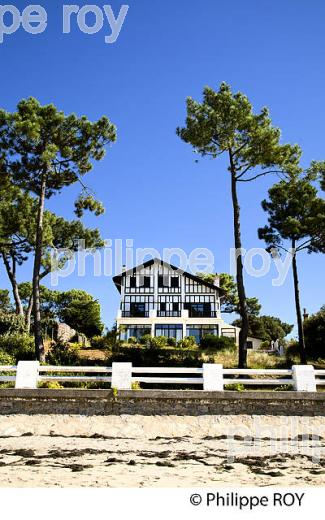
[121,311,150,318]
[157,311,181,317]
[188,310,219,318]
[120,309,219,319]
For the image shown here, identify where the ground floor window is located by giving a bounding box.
[120,325,151,341]
[155,324,183,342]
[186,325,219,344]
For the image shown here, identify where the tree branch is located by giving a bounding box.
[237,170,284,182]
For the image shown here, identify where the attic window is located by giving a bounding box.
[158,275,168,287]
[130,276,137,288]
[171,277,179,288]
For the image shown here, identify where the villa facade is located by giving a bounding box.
[113,258,243,345]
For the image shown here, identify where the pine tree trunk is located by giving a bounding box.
[25,294,33,333]
[291,239,307,364]
[229,151,249,368]
[32,176,46,362]
[1,253,24,316]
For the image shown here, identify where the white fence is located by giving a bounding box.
[0,362,325,391]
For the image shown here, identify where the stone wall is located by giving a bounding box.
[0,389,324,416]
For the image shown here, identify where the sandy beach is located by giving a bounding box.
[0,414,324,487]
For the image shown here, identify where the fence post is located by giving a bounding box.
[15,361,40,389]
[203,363,224,391]
[292,365,316,392]
[111,362,132,390]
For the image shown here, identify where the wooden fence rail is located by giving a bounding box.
[0,362,324,391]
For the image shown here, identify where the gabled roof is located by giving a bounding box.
[113,258,224,294]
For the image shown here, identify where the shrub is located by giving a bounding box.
[285,341,300,364]
[148,336,168,349]
[90,335,109,349]
[0,333,35,362]
[167,337,177,347]
[200,335,236,351]
[127,336,138,345]
[46,341,80,365]
[106,345,204,367]
[304,306,325,359]
[139,335,168,349]
[38,380,63,389]
[177,336,197,349]
[259,341,270,350]
[139,334,152,346]
[0,312,27,336]
[0,349,15,365]
[225,383,245,391]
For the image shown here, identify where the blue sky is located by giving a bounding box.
[0,0,324,334]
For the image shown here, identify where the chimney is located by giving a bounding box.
[214,274,220,287]
[122,265,127,273]
[303,308,309,321]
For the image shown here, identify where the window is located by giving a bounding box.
[160,302,166,312]
[172,302,179,312]
[121,325,151,341]
[186,303,211,317]
[158,275,168,288]
[130,302,146,317]
[171,277,179,288]
[186,325,218,344]
[155,324,183,342]
[130,276,136,288]
[143,276,151,288]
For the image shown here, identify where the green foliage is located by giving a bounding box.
[176,82,300,172]
[0,290,12,313]
[0,188,36,260]
[0,333,35,362]
[0,97,116,359]
[105,324,119,349]
[45,341,80,366]
[304,306,325,359]
[90,335,109,349]
[106,346,204,367]
[197,272,261,316]
[18,284,104,338]
[0,312,27,335]
[177,336,197,349]
[127,336,138,344]
[259,173,325,362]
[38,380,63,389]
[139,334,152,345]
[0,349,15,365]
[166,337,177,347]
[55,289,104,338]
[232,315,293,342]
[200,335,236,351]
[142,335,168,349]
[259,174,325,254]
[74,193,105,218]
[225,383,245,391]
[0,97,116,199]
[177,82,301,368]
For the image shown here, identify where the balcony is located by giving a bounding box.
[121,311,149,318]
[157,310,181,317]
[188,310,219,318]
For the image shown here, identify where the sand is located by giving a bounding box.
[0,414,324,487]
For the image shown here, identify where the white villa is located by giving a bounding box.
[113,258,261,347]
